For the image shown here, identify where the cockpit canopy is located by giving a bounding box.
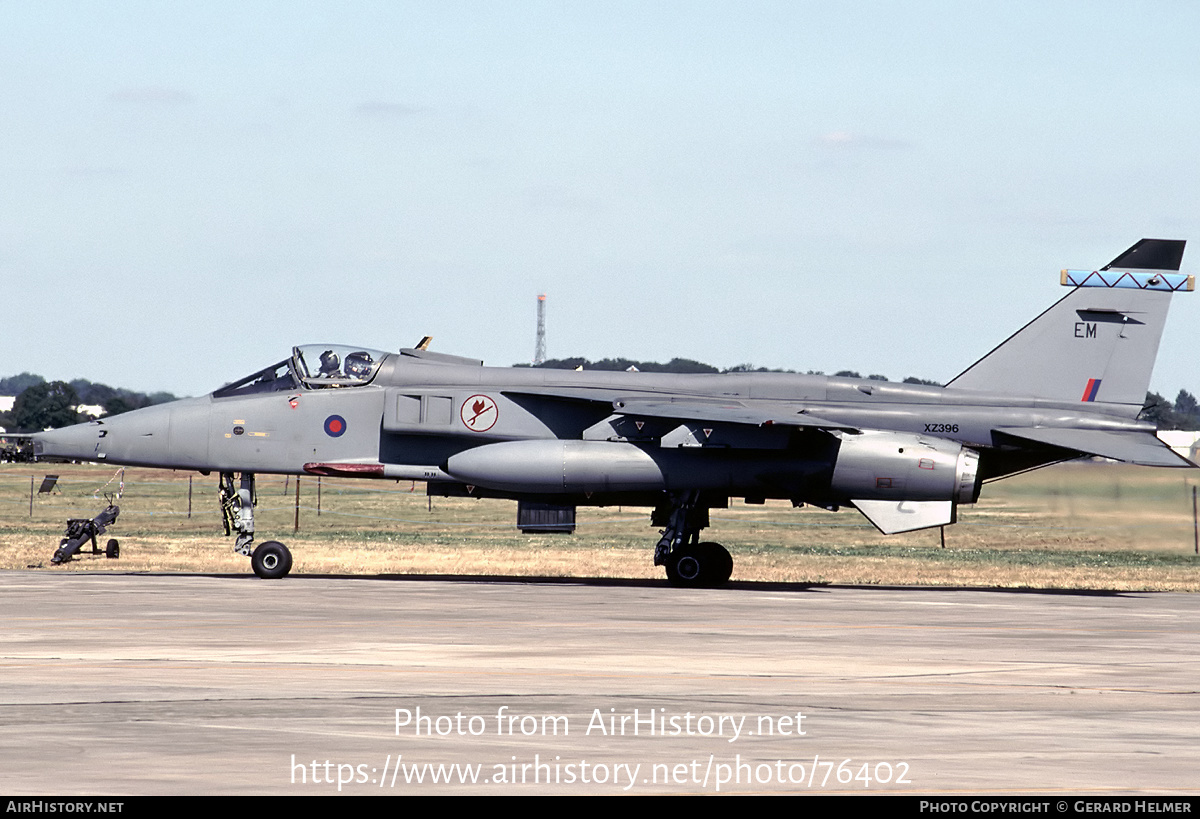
[291,344,386,387]
[212,344,389,398]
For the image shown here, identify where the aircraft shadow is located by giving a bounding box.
[64,570,1136,597]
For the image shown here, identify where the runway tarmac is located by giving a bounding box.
[1,571,1197,795]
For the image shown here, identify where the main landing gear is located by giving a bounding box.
[220,472,293,579]
[653,491,733,588]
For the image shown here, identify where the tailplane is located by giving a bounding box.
[946,239,1191,413]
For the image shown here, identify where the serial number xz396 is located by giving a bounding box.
[923,423,959,434]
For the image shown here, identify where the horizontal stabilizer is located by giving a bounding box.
[993,428,1196,467]
[853,499,955,534]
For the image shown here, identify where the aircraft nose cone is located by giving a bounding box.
[31,400,202,469]
[31,421,106,461]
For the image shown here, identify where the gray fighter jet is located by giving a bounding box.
[31,239,1195,585]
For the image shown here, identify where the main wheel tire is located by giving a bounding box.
[665,542,733,588]
[696,541,733,585]
[105,539,120,559]
[251,541,293,579]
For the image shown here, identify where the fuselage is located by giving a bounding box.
[31,345,1152,504]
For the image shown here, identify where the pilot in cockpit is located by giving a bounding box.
[317,350,341,378]
[344,351,374,380]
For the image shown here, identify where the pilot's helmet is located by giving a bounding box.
[318,350,340,375]
[345,351,374,378]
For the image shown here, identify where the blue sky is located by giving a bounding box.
[2,1,1198,397]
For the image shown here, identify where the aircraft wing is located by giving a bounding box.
[610,399,857,430]
[502,389,857,431]
[993,427,1196,467]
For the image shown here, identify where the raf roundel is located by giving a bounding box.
[324,415,348,437]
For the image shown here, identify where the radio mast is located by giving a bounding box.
[534,294,547,365]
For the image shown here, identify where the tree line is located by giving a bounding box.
[0,374,176,433]
[1143,390,1200,431]
[520,357,940,381]
[521,358,940,385]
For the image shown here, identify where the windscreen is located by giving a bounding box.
[212,361,297,398]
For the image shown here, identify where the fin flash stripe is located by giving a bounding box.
[1081,378,1102,402]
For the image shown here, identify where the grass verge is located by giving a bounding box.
[2,461,1198,590]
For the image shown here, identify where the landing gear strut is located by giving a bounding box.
[653,491,733,588]
[220,472,293,579]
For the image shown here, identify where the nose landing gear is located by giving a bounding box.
[220,472,294,578]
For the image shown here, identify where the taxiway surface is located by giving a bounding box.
[0,571,1197,794]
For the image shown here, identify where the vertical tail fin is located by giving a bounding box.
[946,239,1191,413]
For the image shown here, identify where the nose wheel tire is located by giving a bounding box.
[665,542,733,588]
[251,541,293,579]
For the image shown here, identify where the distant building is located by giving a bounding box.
[1157,430,1200,462]
[0,396,103,430]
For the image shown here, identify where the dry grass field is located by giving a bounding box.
[2,460,1199,590]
